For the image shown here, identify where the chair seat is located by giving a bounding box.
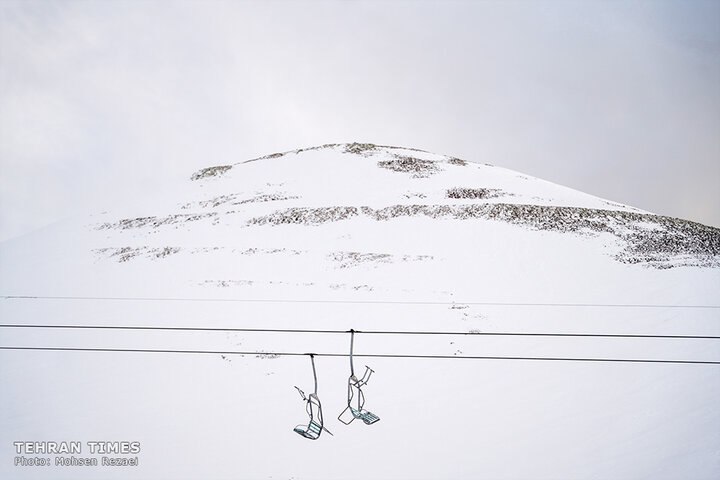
[350,407,380,424]
[294,423,321,440]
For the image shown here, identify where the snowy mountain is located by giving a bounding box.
[1,143,719,479]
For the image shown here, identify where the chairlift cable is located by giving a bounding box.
[0,345,718,365]
[0,324,717,340]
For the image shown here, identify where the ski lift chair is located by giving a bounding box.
[338,330,380,425]
[294,354,333,440]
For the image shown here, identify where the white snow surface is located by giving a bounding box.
[1,143,719,479]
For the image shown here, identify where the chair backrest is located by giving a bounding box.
[308,394,322,423]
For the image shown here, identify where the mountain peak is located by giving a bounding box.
[118,143,720,272]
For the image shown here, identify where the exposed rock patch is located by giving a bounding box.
[344,142,378,155]
[200,279,374,292]
[247,203,720,268]
[378,155,441,178]
[247,206,359,226]
[446,187,509,200]
[97,213,218,230]
[94,246,181,262]
[328,251,433,268]
[95,246,306,263]
[191,165,232,180]
[181,192,299,210]
[447,157,468,166]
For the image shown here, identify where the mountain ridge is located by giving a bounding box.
[94,142,719,270]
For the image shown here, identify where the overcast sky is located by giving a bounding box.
[1,0,718,241]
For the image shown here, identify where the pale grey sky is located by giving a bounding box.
[1,0,718,241]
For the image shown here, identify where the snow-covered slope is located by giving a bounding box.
[1,143,719,479]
